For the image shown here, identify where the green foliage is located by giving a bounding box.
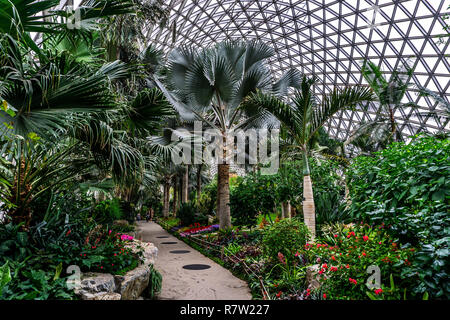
[309,158,347,227]
[0,262,12,295]
[177,202,207,226]
[91,198,124,224]
[347,135,449,298]
[230,174,277,226]
[143,264,162,299]
[305,225,416,300]
[0,222,30,262]
[262,218,311,262]
[0,258,75,300]
[197,178,217,216]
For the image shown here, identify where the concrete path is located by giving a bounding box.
[137,221,252,300]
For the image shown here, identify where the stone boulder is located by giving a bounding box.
[114,266,151,300]
[305,264,322,290]
[75,273,117,300]
[124,239,158,265]
[74,241,158,300]
[80,292,122,300]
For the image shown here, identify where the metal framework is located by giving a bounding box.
[146,0,450,140]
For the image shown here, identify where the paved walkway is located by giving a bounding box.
[137,221,252,300]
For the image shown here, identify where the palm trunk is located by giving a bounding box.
[389,106,397,142]
[173,177,178,214]
[182,165,189,203]
[217,163,231,229]
[281,201,291,219]
[302,148,316,238]
[197,164,203,203]
[163,181,170,218]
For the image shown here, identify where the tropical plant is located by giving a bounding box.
[345,59,417,152]
[262,217,311,263]
[304,225,416,300]
[244,75,373,236]
[346,134,450,298]
[159,40,304,229]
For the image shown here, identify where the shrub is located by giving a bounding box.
[177,202,207,226]
[305,224,416,300]
[197,179,217,216]
[262,218,311,262]
[230,174,277,227]
[346,134,450,298]
[91,198,124,224]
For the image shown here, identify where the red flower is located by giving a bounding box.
[345,264,350,269]
[334,234,338,238]
[374,288,383,295]
[363,235,369,241]
[331,256,336,261]
[276,291,282,298]
[323,293,327,299]
[318,269,325,275]
[65,230,71,237]
[349,278,357,285]
[322,263,328,269]
[330,266,338,272]
[362,252,366,257]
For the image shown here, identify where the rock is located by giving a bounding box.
[80,292,122,300]
[75,273,117,300]
[124,239,158,265]
[305,264,322,290]
[115,265,151,300]
[78,272,116,293]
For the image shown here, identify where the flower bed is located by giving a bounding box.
[179,223,220,237]
[303,224,417,300]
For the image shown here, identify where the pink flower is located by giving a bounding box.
[316,257,321,263]
[120,234,134,241]
[277,252,286,265]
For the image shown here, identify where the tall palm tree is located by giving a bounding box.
[159,40,302,229]
[244,75,374,236]
[345,59,417,151]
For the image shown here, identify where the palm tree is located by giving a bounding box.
[159,40,302,229]
[345,59,417,151]
[244,75,374,236]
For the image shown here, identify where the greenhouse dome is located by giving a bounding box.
[146,0,450,140]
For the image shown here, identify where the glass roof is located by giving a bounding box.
[146,0,450,140]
